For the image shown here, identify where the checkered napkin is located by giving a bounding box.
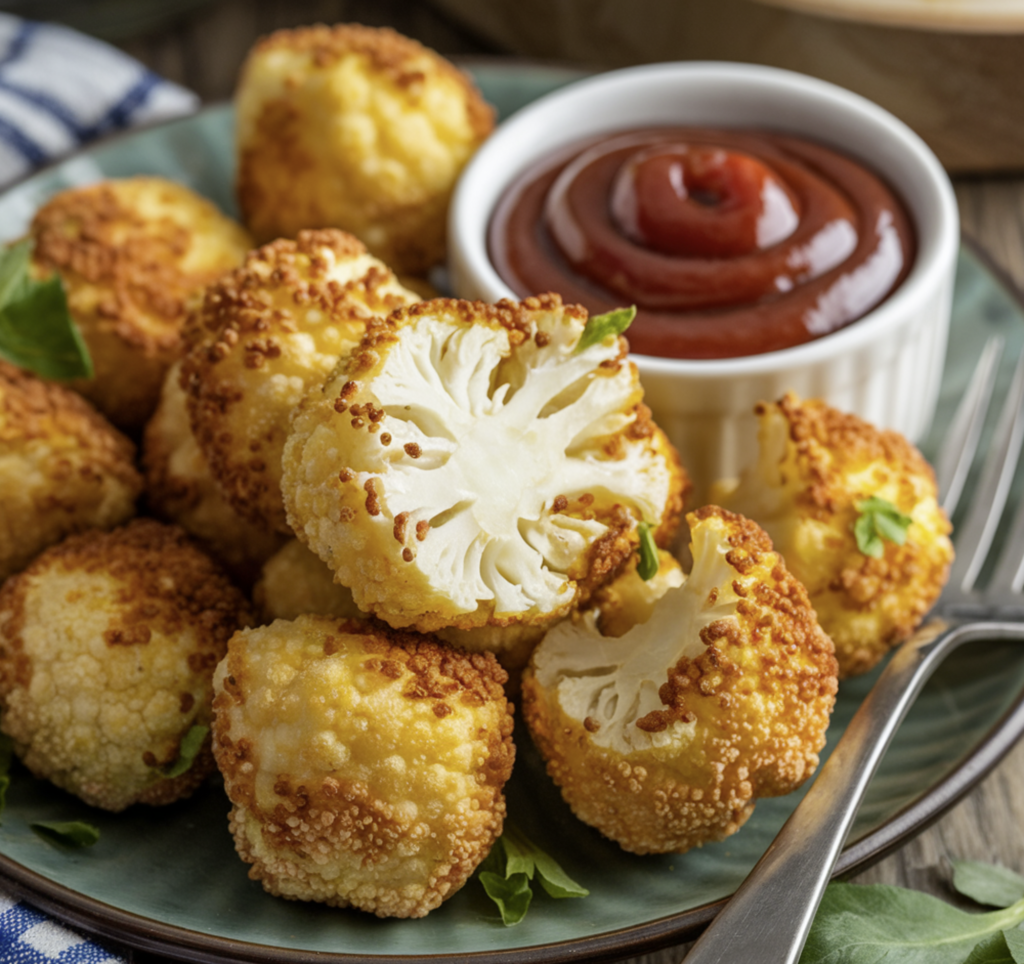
[0,13,198,962]
[0,12,198,187]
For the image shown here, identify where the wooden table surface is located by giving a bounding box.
[97,1,1024,961]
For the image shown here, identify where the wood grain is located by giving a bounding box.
[105,3,1024,961]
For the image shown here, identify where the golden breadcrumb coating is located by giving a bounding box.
[522,506,837,855]
[0,361,142,582]
[0,519,252,812]
[282,293,688,635]
[253,538,364,623]
[181,229,418,534]
[143,361,286,587]
[235,23,494,274]
[212,614,514,917]
[29,176,252,430]
[714,393,954,677]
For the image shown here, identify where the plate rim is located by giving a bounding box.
[0,89,1022,964]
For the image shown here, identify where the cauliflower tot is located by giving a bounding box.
[0,361,142,582]
[0,519,252,812]
[144,361,286,587]
[235,23,494,274]
[253,538,365,623]
[29,176,252,430]
[181,229,419,533]
[522,506,838,855]
[212,615,515,918]
[715,393,954,677]
[283,294,688,634]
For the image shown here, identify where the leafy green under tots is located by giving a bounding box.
[31,820,100,848]
[0,239,92,380]
[853,496,913,559]
[801,861,1024,964]
[160,724,209,779]
[575,305,636,353]
[478,824,588,925]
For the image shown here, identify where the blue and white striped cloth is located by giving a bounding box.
[0,13,198,963]
[0,13,198,187]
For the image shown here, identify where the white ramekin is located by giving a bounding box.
[448,62,959,502]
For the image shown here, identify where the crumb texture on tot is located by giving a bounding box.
[714,392,953,677]
[30,176,252,430]
[181,229,418,534]
[212,614,514,917]
[0,519,252,811]
[253,538,364,623]
[143,360,286,587]
[0,361,142,582]
[282,293,688,635]
[235,23,494,274]
[522,506,838,855]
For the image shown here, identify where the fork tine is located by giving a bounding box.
[936,334,1004,515]
[947,340,1024,594]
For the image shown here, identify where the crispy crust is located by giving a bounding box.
[235,24,494,273]
[0,361,142,581]
[30,177,251,430]
[180,229,418,532]
[522,506,837,855]
[213,615,514,917]
[142,361,285,587]
[0,519,252,811]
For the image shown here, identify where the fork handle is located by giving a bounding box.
[682,617,1024,964]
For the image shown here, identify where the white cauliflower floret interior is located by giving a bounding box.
[523,505,838,855]
[283,294,686,633]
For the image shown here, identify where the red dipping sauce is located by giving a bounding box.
[488,128,915,359]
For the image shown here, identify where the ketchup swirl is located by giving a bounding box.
[488,129,914,359]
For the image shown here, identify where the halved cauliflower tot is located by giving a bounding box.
[212,615,515,918]
[522,506,837,855]
[714,393,953,677]
[283,294,688,634]
[181,229,419,533]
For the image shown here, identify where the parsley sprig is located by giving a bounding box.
[575,305,636,352]
[0,239,92,380]
[853,496,913,558]
[158,723,209,779]
[478,824,588,925]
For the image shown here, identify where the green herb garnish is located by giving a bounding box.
[478,824,588,925]
[160,724,209,779]
[575,305,636,353]
[0,239,92,380]
[31,820,100,848]
[801,862,1024,964]
[636,520,658,581]
[853,496,913,558]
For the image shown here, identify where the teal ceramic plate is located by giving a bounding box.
[0,63,1023,964]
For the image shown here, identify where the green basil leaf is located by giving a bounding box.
[499,826,536,880]
[31,820,100,848]
[800,883,1024,964]
[853,496,912,558]
[954,860,1024,908]
[479,871,532,925]
[636,521,659,581]
[965,932,1015,964]
[575,305,636,352]
[533,850,589,899]
[161,724,209,779]
[0,240,93,380]
[1004,925,1024,963]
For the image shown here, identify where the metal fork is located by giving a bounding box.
[684,333,1024,964]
